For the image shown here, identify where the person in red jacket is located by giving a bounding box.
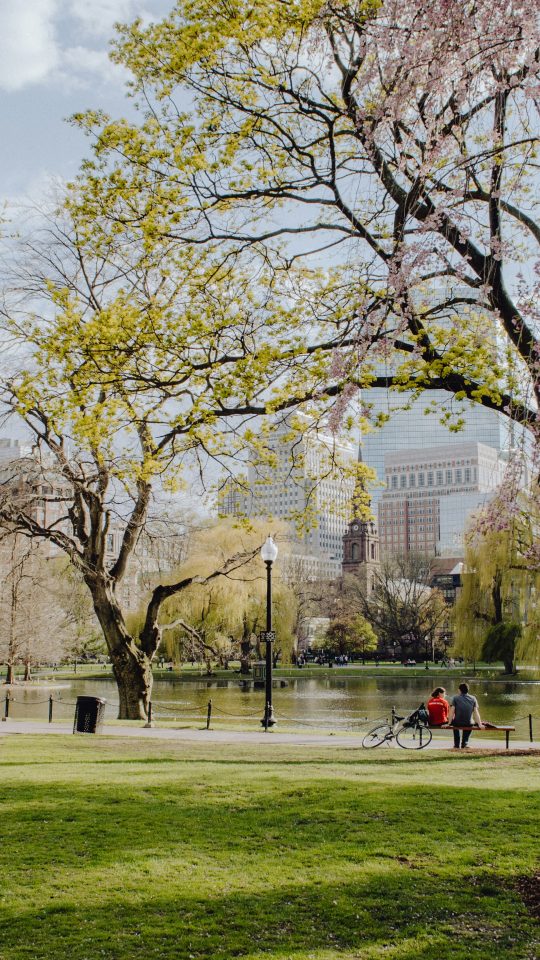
[427,687,449,726]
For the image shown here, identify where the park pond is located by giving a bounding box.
[5,672,540,735]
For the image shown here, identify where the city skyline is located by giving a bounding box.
[218,418,356,579]
[378,440,508,559]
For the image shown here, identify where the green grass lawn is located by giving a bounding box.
[0,737,538,960]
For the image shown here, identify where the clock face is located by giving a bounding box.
[352,524,359,531]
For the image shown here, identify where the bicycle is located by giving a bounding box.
[362,710,432,750]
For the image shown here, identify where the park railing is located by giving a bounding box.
[2,691,540,743]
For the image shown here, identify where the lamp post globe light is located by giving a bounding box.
[260,536,278,729]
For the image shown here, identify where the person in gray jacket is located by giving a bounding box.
[448,682,483,748]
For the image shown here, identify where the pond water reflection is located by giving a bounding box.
[6,673,540,733]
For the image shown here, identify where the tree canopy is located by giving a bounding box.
[0,209,313,717]
[324,613,377,660]
[359,554,447,659]
[2,0,540,708]
[69,0,540,456]
[452,502,540,669]
[152,520,297,668]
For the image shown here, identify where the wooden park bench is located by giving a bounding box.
[448,723,516,750]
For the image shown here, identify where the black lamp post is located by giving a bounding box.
[260,535,278,729]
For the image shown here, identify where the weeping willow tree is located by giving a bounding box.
[453,509,540,673]
[130,520,298,671]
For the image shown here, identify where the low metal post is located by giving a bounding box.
[391,705,396,725]
[49,695,53,724]
[206,699,212,730]
[505,729,510,750]
[3,692,10,721]
[529,714,533,742]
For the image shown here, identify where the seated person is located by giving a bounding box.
[448,682,483,748]
[427,687,449,726]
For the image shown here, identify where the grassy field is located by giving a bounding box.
[0,736,538,960]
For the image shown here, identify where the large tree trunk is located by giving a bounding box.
[4,661,14,685]
[89,578,154,720]
[239,638,252,675]
[503,656,516,675]
[110,643,153,720]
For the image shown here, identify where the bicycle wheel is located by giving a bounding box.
[396,724,432,750]
[362,724,394,748]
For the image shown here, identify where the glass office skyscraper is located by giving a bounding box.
[361,388,518,516]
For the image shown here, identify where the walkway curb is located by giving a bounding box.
[1,720,539,751]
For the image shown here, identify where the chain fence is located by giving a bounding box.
[1,689,539,743]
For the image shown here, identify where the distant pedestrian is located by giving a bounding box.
[427,687,449,726]
[448,682,483,748]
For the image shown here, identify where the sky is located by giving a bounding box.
[0,0,170,206]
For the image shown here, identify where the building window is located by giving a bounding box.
[446,469,453,484]
[400,474,407,488]
[436,470,443,485]
[427,472,433,486]
[456,468,462,483]
[409,474,416,487]
[418,473,425,487]
[391,475,398,489]
[351,542,360,561]
[464,467,471,482]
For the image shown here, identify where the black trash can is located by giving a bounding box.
[73,696,107,734]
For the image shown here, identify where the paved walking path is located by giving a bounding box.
[1,719,538,751]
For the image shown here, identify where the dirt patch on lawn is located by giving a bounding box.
[516,873,540,920]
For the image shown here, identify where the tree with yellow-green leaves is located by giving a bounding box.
[323,614,377,663]
[0,204,347,718]
[148,520,297,671]
[67,0,540,458]
[3,0,540,714]
[452,504,540,673]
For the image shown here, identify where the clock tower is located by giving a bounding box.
[342,448,380,593]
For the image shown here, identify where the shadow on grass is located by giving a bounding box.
[1,870,535,960]
[1,775,538,960]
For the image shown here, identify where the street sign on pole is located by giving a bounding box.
[259,630,275,643]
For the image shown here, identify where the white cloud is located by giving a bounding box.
[0,0,59,92]
[0,1,164,93]
[61,44,130,86]
[67,0,149,37]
